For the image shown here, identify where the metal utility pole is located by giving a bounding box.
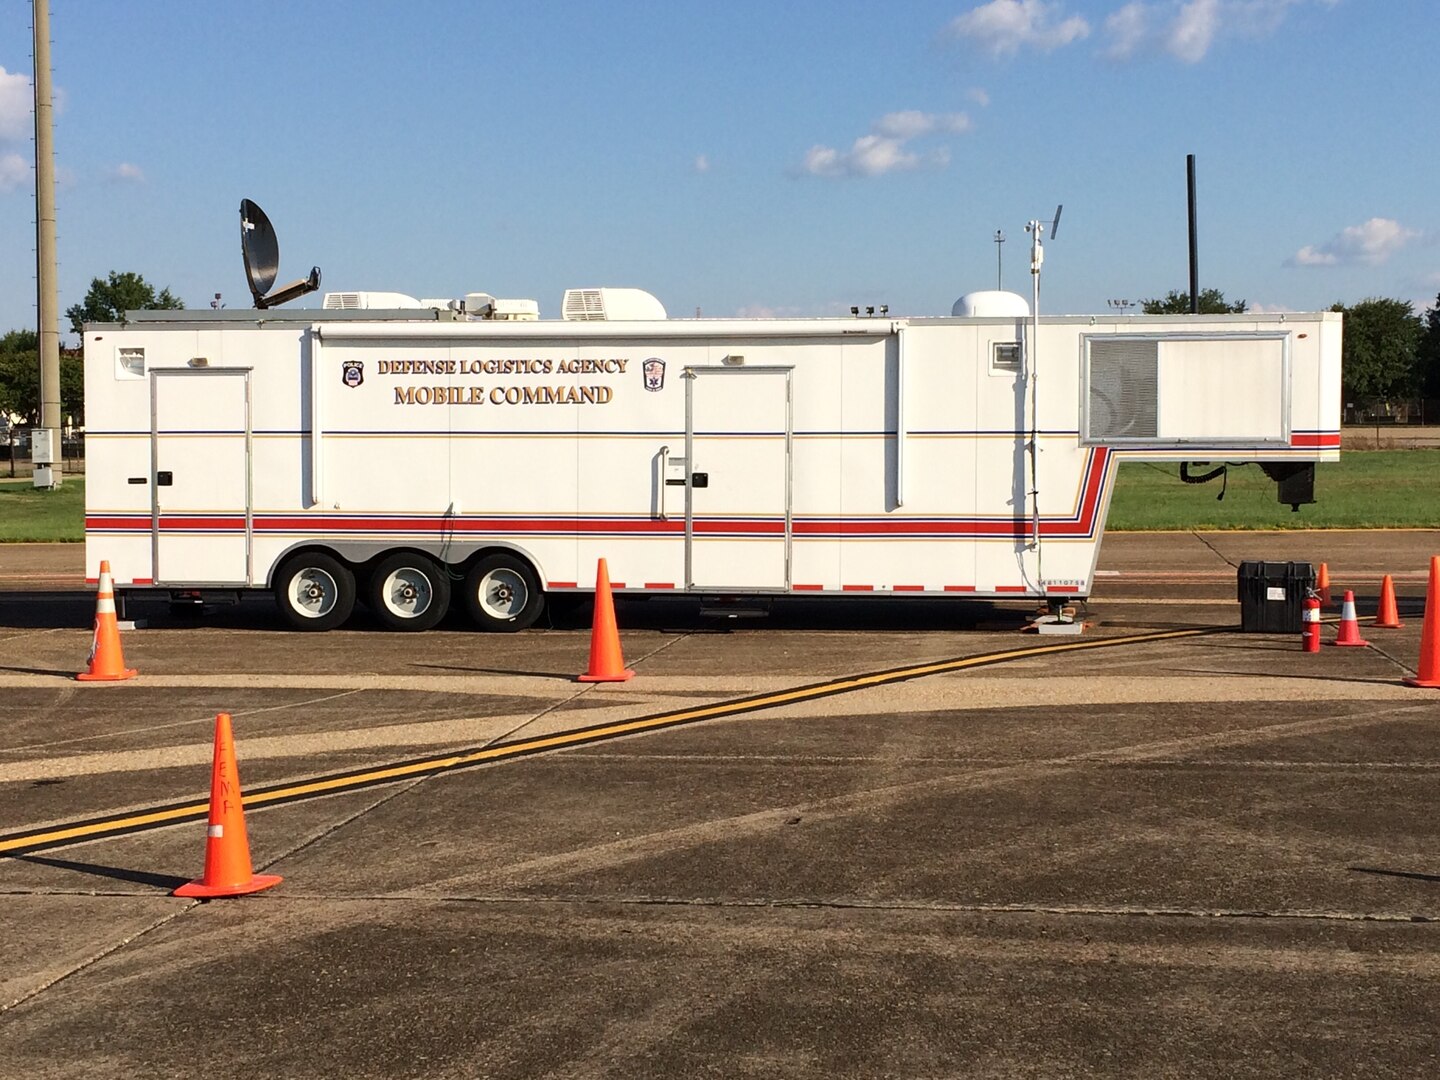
[993,229,1005,290]
[32,0,63,488]
[1187,154,1200,316]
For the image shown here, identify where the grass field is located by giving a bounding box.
[1,452,1436,542]
[0,477,86,542]
[1106,450,1440,530]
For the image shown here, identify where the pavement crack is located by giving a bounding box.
[1190,531,1240,569]
[451,628,696,753]
[0,900,198,1013]
[253,775,433,874]
[459,700,1434,892]
[2,688,367,754]
[76,890,1431,926]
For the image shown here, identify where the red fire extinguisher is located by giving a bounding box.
[1302,594,1321,653]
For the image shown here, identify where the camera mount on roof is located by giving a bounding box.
[240,198,321,309]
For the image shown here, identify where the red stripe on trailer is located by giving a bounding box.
[943,585,976,592]
[1044,585,1081,593]
[548,581,578,589]
[995,585,1028,593]
[793,584,823,591]
[842,584,874,592]
[643,582,675,590]
[1290,432,1341,448]
[893,584,924,592]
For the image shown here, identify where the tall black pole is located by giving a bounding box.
[1187,154,1199,315]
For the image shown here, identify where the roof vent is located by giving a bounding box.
[322,291,424,310]
[951,290,1030,318]
[562,287,667,321]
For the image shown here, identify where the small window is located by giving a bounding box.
[116,347,146,380]
[990,341,1022,375]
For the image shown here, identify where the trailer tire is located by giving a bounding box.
[273,553,356,631]
[464,553,543,632]
[368,552,451,632]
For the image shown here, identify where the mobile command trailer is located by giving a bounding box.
[82,290,1341,631]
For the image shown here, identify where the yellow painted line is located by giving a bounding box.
[0,625,1214,856]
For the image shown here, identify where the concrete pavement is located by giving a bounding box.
[1,536,1438,1077]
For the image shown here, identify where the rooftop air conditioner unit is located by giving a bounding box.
[322,292,424,310]
[562,287,666,321]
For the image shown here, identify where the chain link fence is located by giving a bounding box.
[2,431,86,478]
[1342,398,1440,449]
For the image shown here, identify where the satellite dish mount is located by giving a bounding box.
[240,198,321,309]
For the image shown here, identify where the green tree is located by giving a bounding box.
[0,330,85,426]
[1141,288,1248,314]
[66,270,183,337]
[1331,298,1422,402]
[1418,294,1440,399]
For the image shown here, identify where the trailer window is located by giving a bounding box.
[116,347,146,380]
[990,342,1021,375]
[1082,333,1289,446]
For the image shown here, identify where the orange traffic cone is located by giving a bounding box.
[1404,557,1440,688]
[76,560,137,682]
[1373,574,1403,628]
[1316,561,1332,607]
[1330,590,1370,647]
[578,558,634,682]
[174,713,282,898]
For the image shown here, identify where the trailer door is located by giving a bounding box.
[151,368,252,585]
[685,366,792,590]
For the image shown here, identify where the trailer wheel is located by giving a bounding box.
[368,552,451,632]
[464,553,543,632]
[273,553,356,631]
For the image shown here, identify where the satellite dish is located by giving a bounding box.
[239,199,321,309]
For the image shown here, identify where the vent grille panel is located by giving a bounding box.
[1087,339,1158,440]
[563,289,606,321]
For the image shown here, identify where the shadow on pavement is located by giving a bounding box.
[2,588,1039,635]
[11,853,188,892]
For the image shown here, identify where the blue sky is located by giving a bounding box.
[1,0,1435,337]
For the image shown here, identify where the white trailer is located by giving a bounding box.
[82,216,1341,631]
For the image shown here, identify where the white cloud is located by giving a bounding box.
[799,111,973,178]
[1247,301,1297,313]
[947,0,1090,56]
[1101,0,1333,64]
[1102,2,1153,59]
[106,162,145,183]
[874,110,973,138]
[692,154,711,174]
[1168,0,1220,62]
[0,66,31,141]
[967,87,991,107]
[1287,218,1421,268]
[0,151,28,193]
